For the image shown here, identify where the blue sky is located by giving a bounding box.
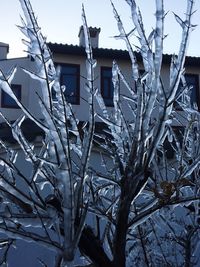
[1,0,200,58]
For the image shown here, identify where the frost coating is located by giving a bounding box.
[0,0,199,267]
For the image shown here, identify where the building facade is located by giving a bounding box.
[0,27,199,266]
[0,27,199,125]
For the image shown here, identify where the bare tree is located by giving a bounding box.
[0,0,199,266]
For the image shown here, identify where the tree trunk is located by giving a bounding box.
[78,226,114,267]
[113,179,133,267]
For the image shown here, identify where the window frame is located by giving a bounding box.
[1,84,22,109]
[185,73,200,110]
[176,73,200,110]
[54,63,80,105]
[101,66,114,107]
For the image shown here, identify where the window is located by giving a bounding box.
[1,84,21,108]
[176,74,199,110]
[101,67,114,106]
[185,74,199,109]
[53,64,80,105]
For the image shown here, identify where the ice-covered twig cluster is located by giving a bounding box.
[0,0,199,266]
[0,1,98,266]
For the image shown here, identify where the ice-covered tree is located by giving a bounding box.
[0,0,199,266]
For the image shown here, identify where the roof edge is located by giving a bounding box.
[48,42,200,66]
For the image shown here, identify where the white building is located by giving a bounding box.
[0,27,199,125]
[0,27,199,266]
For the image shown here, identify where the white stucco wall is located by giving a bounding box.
[0,50,199,125]
[0,57,37,122]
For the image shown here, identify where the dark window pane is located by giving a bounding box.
[185,74,198,107]
[52,64,80,105]
[1,84,21,108]
[103,79,110,98]
[103,69,112,77]
[176,74,199,109]
[101,67,114,106]
[62,66,78,75]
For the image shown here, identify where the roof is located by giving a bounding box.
[0,42,9,47]
[48,42,200,67]
[0,42,9,53]
[48,42,130,60]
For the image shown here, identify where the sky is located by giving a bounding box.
[0,0,200,58]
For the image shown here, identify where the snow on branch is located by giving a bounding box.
[0,0,198,267]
